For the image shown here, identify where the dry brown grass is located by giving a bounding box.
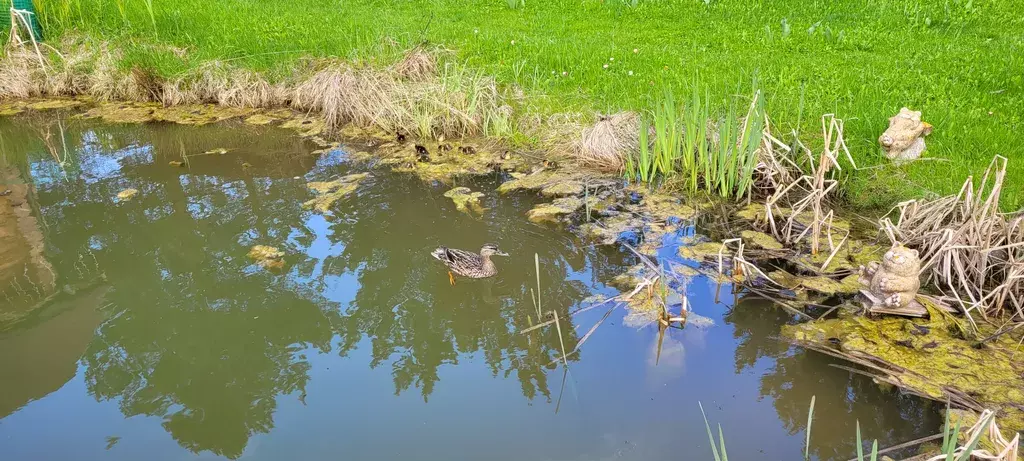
[292,60,509,138]
[884,155,1023,323]
[1,39,515,141]
[161,62,283,107]
[393,47,437,81]
[573,112,639,173]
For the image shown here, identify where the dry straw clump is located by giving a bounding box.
[393,47,437,81]
[292,60,510,138]
[1,37,514,141]
[575,112,640,172]
[884,155,1023,323]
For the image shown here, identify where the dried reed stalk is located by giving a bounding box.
[883,155,1023,322]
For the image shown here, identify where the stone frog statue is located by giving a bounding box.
[879,107,933,162]
[859,243,922,309]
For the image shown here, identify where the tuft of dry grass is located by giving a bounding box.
[292,60,510,138]
[162,62,283,107]
[1,37,515,141]
[574,112,639,173]
[393,47,437,81]
[884,155,1023,323]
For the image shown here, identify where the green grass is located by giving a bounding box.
[25,0,1024,210]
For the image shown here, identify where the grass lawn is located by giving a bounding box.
[26,0,1024,210]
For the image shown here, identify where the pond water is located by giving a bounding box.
[0,114,941,461]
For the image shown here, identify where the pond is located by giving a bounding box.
[0,113,941,460]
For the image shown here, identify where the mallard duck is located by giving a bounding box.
[431,243,509,285]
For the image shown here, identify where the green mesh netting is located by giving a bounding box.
[2,0,45,42]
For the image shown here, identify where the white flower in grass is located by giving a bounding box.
[628,71,634,76]
[633,48,639,53]
[562,71,568,76]
[603,64,609,69]
[609,57,615,61]
[511,40,516,45]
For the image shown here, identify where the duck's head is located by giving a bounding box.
[480,243,509,257]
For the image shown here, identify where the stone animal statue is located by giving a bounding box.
[879,107,932,162]
[859,244,922,309]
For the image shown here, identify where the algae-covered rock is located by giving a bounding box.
[443,187,486,214]
[168,161,185,167]
[526,197,583,224]
[741,230,784,250]
[783,302,1024,433]
[116,188,139,201]
[303,173,369,213]
[248,245,285,271]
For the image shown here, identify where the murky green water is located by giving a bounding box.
[0,114,940,460]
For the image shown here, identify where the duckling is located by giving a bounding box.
[415,145,430,162]
[431,243,509,285]
[438,143,453,152]
[459,145,476,155]
[396,131,407,143]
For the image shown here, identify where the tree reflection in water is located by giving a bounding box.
[5,117,624,458]
[725,297,941,460]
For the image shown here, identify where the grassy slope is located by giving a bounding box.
[32,0,1024,210]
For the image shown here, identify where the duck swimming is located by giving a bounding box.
[431,243,508,285]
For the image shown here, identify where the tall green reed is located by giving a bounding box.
[627,83,764,200]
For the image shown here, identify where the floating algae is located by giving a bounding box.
[443,187,486,214]
[526,196,588,224]
[26,99,85,110]
[740,230,784,250]
[243,109,295,126]
[678,241,726,261]
[281,117,326,137]
[793,241,886,274]
[303,173,369,213]
[783,302,1024,433]
[498,170,559,193]
[168,161,185,167]
[768,270,861,295]
[640,192,698,221]
[80,102,161,124]
[116,189,139,201]
[540,180,584,197]
[0,98,85,116]
[248,245,285,271]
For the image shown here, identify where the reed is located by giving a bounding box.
[884,155,1023,324]
[626,84,767,200]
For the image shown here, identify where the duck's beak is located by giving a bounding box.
[496,250,510,257]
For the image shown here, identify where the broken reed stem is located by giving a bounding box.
[552,310,569,368]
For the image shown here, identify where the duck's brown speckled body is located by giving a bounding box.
[431,244,508,284]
